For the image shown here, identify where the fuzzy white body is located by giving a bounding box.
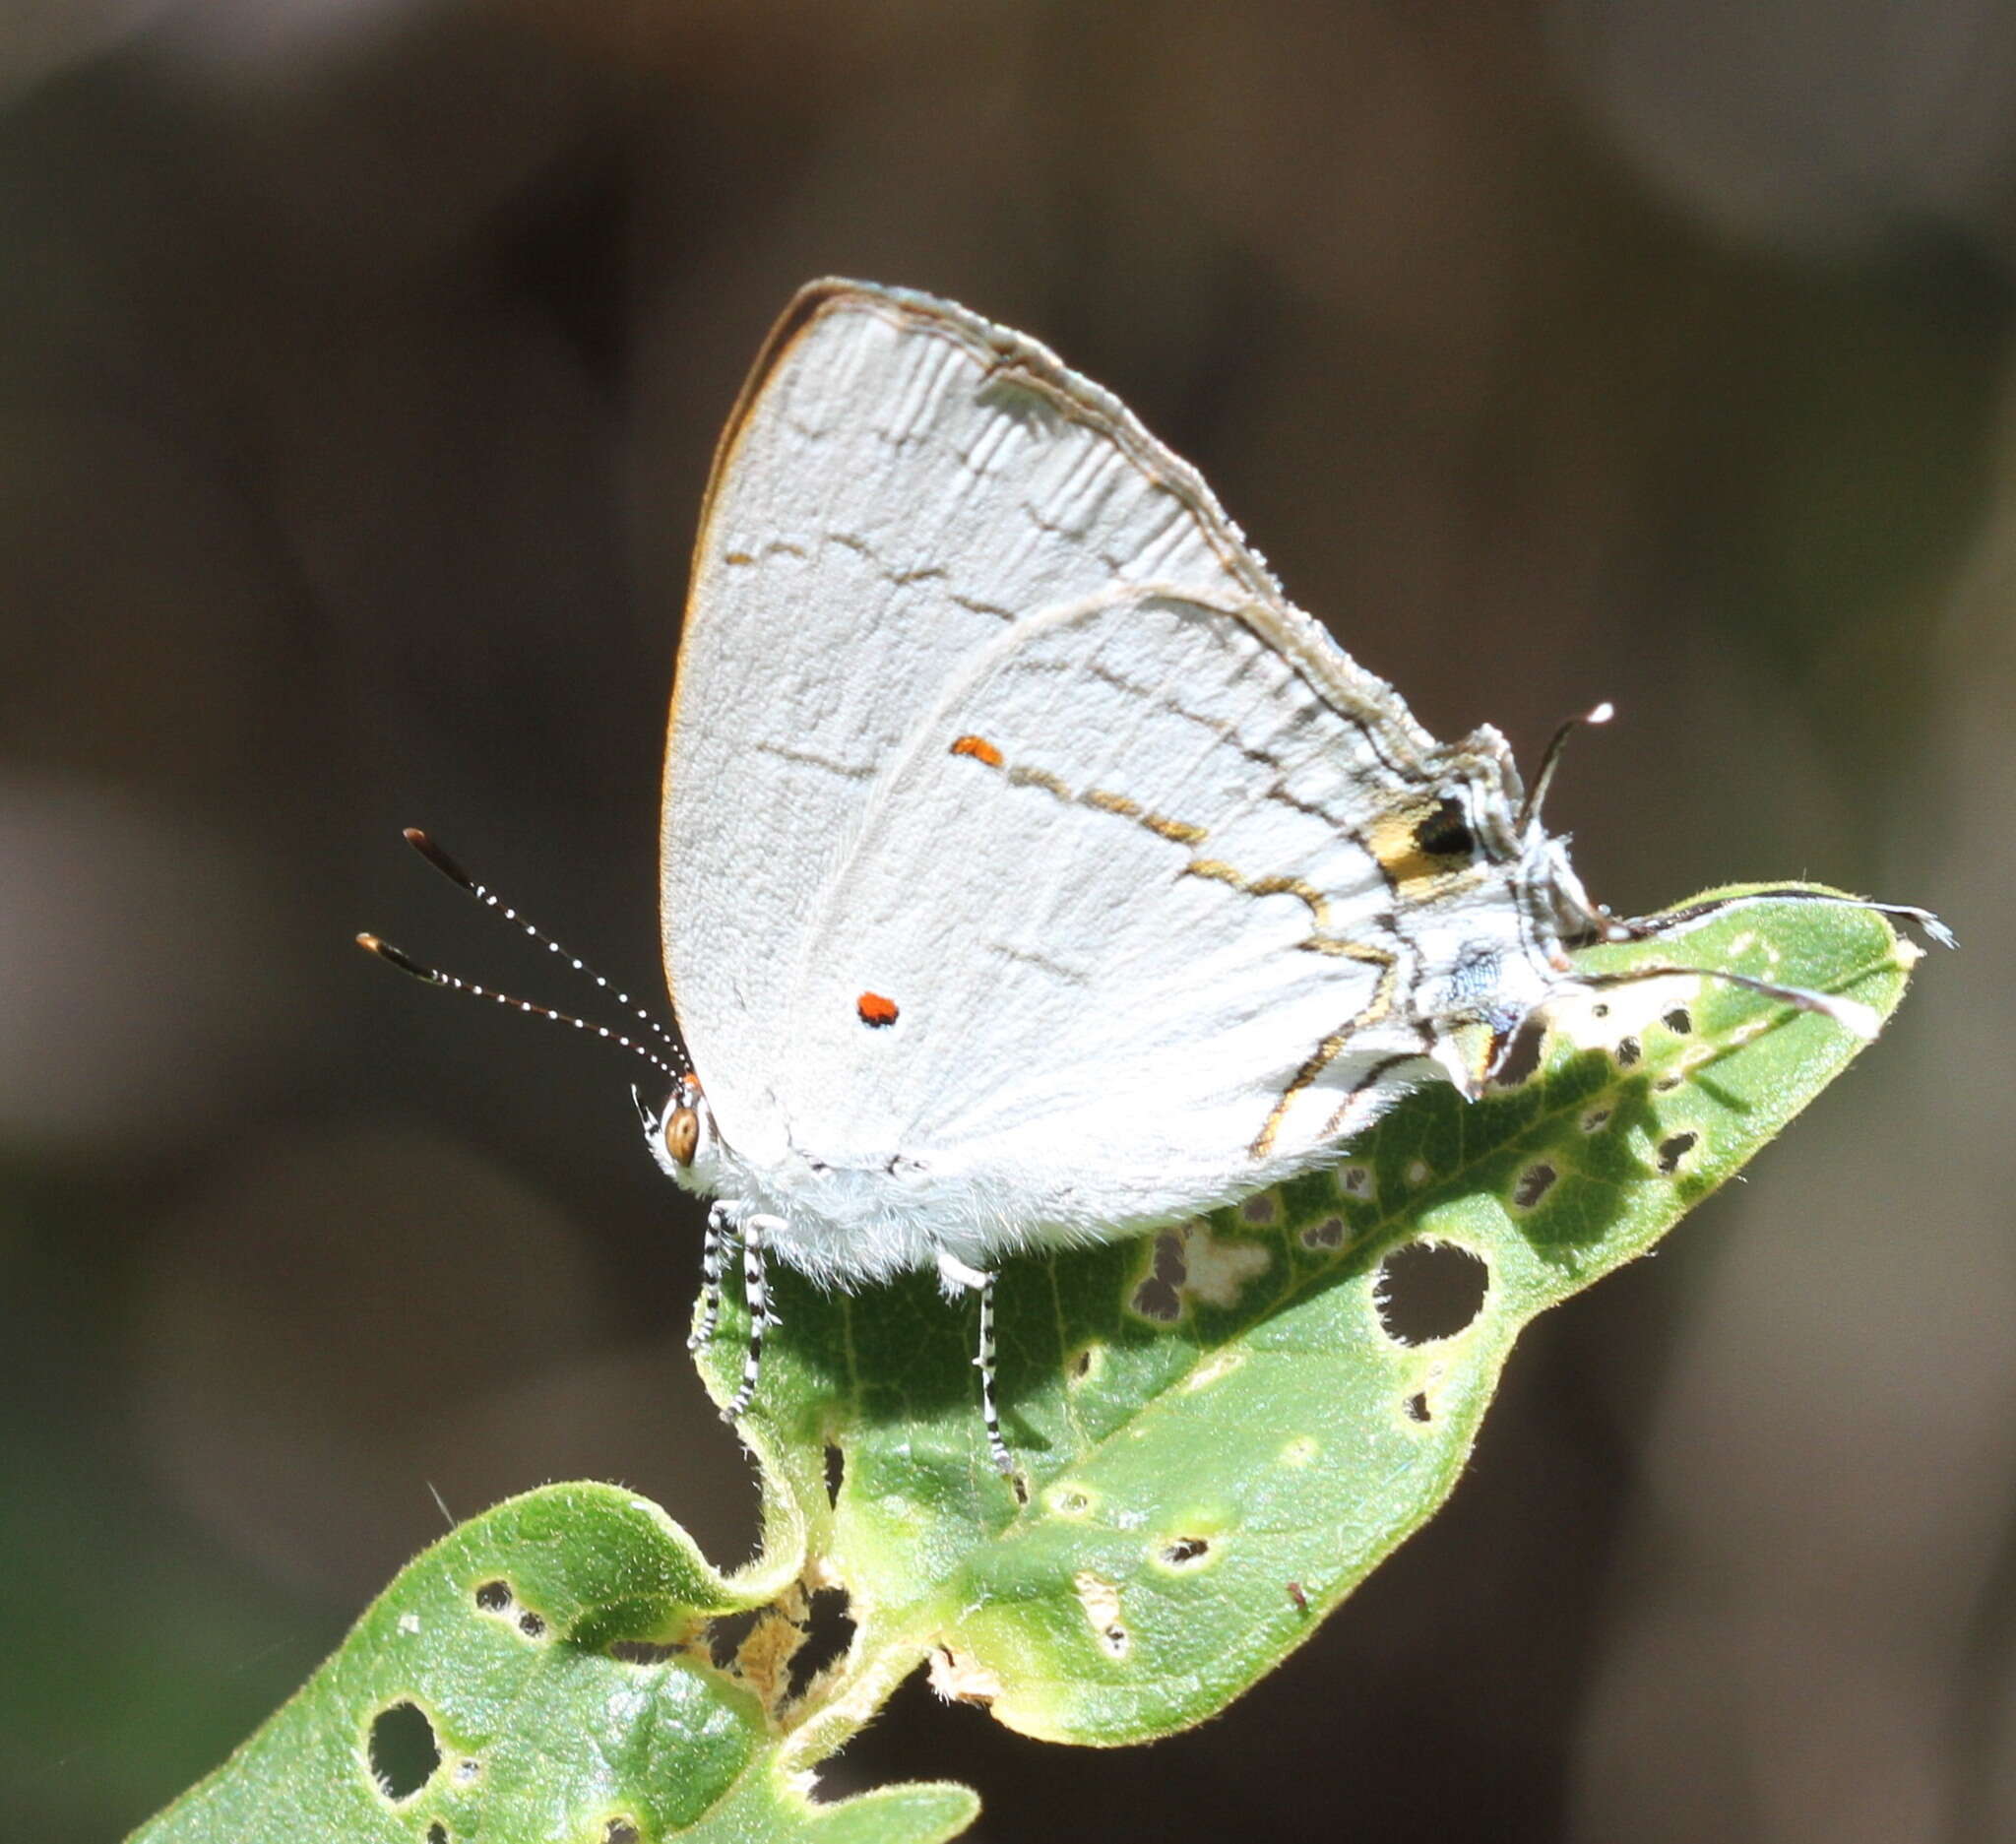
[655,282,1599,1291]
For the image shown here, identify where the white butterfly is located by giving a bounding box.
[367,280,1949,1475]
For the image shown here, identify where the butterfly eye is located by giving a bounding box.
[663,1107,701,1167]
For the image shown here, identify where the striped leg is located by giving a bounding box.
[936,1250,1010,1476]
[976,1272,1010,1476]
[690,1201,735,1353]
[724,1213,783,1422]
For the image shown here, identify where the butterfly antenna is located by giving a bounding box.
[1519,702,1613,835]
[1615,885,1956,952]
[399,828,687,1057]
[357,932,687,1083]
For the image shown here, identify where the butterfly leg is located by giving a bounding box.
[724,1212,785,1423]
[690,1200,739,1353]
[936,1249,1012,1477]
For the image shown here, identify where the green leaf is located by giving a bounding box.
[131,887,1926,1836]
[130,1482,976,1844]
[703,886,1926,1748]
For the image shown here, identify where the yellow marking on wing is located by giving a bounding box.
[1249,952,1400,1159]
[1185,858,1326,926]
[1298,933,1391,963]
[1008,764,1072,800]
[952,737,1214,853]
[1367,798,1471,893]
[1183,859,1393,964]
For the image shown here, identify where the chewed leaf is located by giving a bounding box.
[136,887,1922,1839]
[703,886,1922,1745]
[129,1483,976,1843]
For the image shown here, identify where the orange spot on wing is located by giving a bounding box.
[856,991,900,1028]
[949,734,1003,767]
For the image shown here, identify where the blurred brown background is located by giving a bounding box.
[3,3,2011,1839]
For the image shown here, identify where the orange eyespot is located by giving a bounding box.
[663,1107,700,1166]
[949,734,1003,767]
[856,991,899,1028]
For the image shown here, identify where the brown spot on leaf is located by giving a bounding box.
[1301,1215,1346,1249]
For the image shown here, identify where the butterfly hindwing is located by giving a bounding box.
[770,584,1540,1239]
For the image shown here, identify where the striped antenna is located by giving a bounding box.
[358,932,686,1084]
[398,828,689,1063]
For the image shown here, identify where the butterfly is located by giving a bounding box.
[365,280,1949,1475]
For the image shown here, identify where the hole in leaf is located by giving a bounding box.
[454,1758,480,1784]
[1160,1537,1211,1567]
[1512,1162,1557,1209]
[1580,1107,1611,1133]
[428,1825,449,1844]
[1657,1131,1699,1176]
[517,1610,546,1640]
[786,1589,856,1701]
[1375,1242,1489,1344]
[1405,1391,1431,1423]
[1664,1006,1693,1034]
[1301,1215,1346,1250]
[1337,1163,1372,1198]
[1591,1001,1610,1018]
[608,1639,680,1666]
[605,1819,641,1844]
[1616,1035,1642,1067]
[708,1609,764,1671]
[824,1444,845,1506]
[472,1580,512,1613]
[1241,1191,1279,1226]
[1068,1345,1097,1383]
[1655,1073,1682,1092]
[368,1701,439,1802]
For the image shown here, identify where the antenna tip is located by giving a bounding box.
[357,932,439,983]
[1830,997,1882,1041]
[1586,701,1615,726]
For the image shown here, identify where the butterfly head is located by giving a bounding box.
[638,1074,719,1192]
